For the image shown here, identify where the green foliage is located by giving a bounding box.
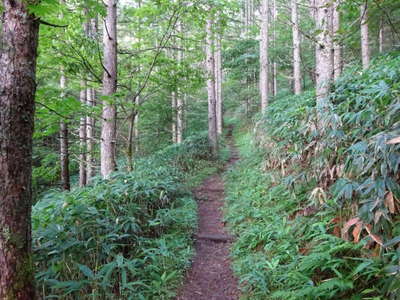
[225,53,400,299]
[33,134,217,299]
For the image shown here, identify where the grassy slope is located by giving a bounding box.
[34,134,225,299]
[225,53,400,299]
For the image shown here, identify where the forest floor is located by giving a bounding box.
[176,133,240,300]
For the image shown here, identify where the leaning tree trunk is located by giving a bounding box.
[360,1,370,69]
[315,0,333,110]
[260,0,269,112]
[0,1,39,299]
[100,0,118,179]
[206,16,218,157]
[292,0,302,95]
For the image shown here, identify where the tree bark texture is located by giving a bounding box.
[101,0,118,179]
[260,0,269,112]
[60,70,70,191]
[215,35,223,135]
[315,0,333,108]
[360,1,370,69]
[206,17,218,157]
[86,88,96,182]
[292,0,302,95]
[0,1,39,299]
[333,0,342,79]
[79,81,87,187]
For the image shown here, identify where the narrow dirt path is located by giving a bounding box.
[177,135,240,300]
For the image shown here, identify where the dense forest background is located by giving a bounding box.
[0,0,400,299]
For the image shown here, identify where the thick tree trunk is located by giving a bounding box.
[333,0,342,79]
[0,2,39,299]
[360,1,370,69]
[260,0,269,112]
[86,88,96,182]
[292,0,302,95]
[206,17,218,157]
[79,81,87,187]
[100,0,118,179]
[215,35,223,135]
[315,0,333,109]
[60,71,70,190]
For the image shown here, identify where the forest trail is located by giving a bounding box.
[176,131,240,300]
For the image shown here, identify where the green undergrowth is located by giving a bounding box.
[225,53,400,299]
[33,134,223,299]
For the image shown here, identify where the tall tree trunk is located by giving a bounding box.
[100,0,118,179]
[379,16,384,53]
[315,0,333,109]
[60,70,70,190]
[86,88,96,182]
[171,91,177,143]
[215,35,223,135]
[273,0,278,96]
[134,96,140,154]
[79,81,87,187]
[360,1,370,69]
[176,21,184,144]
[0,2,39,299]
[292,0,302,95]
[260,0,269,112]
[206,16,218,157]
[333,0,342,79]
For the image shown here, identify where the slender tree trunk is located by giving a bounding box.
[273,0,278,96]
[333,0,342,79]
[360,1,370,69]
[260,0,269,112]
[379,17,384,53]
[0,2,39,299]
[315,0,333,109]
[134,96,140,153]
[176,21,184,143]
[100,0,118,178]
[59,1,70,191]
[206,16,218,157]
[171,91,177,143]
[79,81,87,187]
[215,35,223,135]
[60,70,70,190]
[86,88,96,181]
[292,0,302,95]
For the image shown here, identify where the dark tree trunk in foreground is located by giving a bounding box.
[0,1,40,299]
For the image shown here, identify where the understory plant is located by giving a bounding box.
[225,53,400,299]
[33,134,218,299]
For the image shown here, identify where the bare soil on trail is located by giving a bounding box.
[176,141,240,300]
